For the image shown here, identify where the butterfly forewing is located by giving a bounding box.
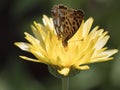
[51,4,84,47]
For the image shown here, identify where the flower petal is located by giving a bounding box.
[20,56,41,63]
[95,34,110,50]
[82,17,94,38]
[57,68,70,76]
[76,65,90,70]
[14,42,30,52]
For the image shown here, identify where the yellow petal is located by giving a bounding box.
[76,65,90,70]
[20,56,41,63]
[82,17,93,38]
[58,68,70,76]
[14,42,30,52]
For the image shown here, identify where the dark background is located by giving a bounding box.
[0,0,120,90]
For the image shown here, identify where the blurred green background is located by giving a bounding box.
[0,0,120,90]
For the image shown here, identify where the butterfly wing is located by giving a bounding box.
[51,5,67,39]
[61,9,84,45]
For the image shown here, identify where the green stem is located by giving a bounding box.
[62,77,69,90]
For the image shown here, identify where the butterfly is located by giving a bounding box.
[51,4,84,47]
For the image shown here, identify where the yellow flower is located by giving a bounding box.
[14,15,118,77]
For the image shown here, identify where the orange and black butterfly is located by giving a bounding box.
[51,4,84,47]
